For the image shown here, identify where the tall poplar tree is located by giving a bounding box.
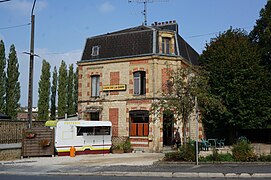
[58,60,67,117]
[0,40,6,113]
[67,64,74,115]
[50,66,57,120]
[6,44,20,119]
[37,60,51,121]
[73,67,78,114]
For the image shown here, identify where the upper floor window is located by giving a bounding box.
[91,75,100,97]
[133,71,146,95]
[162,37,170,54]
[91,46,100,56]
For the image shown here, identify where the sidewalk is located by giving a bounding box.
[0,153,271,178]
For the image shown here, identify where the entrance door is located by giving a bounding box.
[163,112,173,146]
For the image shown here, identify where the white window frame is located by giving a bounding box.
[91,75,100,97]
[133,71,146,95]
[91,46,100,56]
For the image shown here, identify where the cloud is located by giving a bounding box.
[4,0,47,15]
[98,1,115,14]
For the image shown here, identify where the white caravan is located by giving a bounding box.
[46,120,112,156]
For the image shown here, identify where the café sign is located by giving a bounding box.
[102,84,126,91]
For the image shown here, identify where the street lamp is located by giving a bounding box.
[27,0,37,128]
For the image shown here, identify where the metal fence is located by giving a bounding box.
[0,120,46,144]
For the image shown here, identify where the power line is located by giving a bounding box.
[0,23,31,30]
[186,25,254,39]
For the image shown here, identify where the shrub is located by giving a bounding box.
[199,149,234,162]
[258,154,271,162]
[164,151,182,161]
[164,143,195,162]
[179,143,195,161]
[232,138,257,162]
[123,139,132,153]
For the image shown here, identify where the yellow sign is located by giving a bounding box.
[64,122,80,125]
[103,84,126,91]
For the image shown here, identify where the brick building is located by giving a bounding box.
[78,21,203,152]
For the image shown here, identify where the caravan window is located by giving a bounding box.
[95,126,110,135]
[77,126,110,136]
[77,127,94,136]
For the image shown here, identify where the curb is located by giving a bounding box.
[1,171,271,178]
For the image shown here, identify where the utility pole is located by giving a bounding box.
[27,0,37,128]
[195,96,199,165]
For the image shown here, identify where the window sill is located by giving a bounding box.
[129,136,148,139]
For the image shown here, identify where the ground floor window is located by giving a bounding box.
[90,112,99,121]
[129,110,149,137]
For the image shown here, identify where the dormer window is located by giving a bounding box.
[159,32,175,55]
[91,46,100,56]
[162,37,170,54]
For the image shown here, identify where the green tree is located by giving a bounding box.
[58,60,67,117]
[37,60,51,120]
[50,66,57,120]
[67,64,74,115]
[6,44,20,119]
[200,29,271,139]
[0,40,6,113]
[73,67,78,114]
[151,66,220,144]
[250,1,271,70]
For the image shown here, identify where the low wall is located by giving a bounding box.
[0,143,21,161]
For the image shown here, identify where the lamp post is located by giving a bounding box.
[27,0,36,128]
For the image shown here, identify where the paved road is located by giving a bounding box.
[0,175,267,180]
[0,153,271,178]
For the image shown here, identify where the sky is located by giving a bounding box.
[0,0,268,107]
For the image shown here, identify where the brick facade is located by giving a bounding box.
[78,22,201,152]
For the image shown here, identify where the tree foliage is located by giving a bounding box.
[0,40,6,113]
[67,64,75,115]
[151,65,221,144]
[6,44,20,119]
[58,60,67,117]
[200,28,271,131]
[250,1,271,70]
[50,66,57,120]
[37,60,51,121]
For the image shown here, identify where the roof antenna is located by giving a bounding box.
[128,0,169,26]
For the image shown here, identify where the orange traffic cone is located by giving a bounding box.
[70,146,76,157]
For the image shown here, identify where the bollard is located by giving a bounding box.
[70,146,76,157]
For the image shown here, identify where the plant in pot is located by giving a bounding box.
[24,131,36,138]
[111,144,124,154]
[123,139,133,153]
[40,139,51,147]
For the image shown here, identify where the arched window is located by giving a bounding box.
[129,110,149,137]
[133,71,146,95]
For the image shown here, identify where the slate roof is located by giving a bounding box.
[81,22,199,65]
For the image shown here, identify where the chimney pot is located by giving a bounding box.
[162,22,164,25]
[173,20,176,23]
[166,21,168,24]
[169,20,172,24]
